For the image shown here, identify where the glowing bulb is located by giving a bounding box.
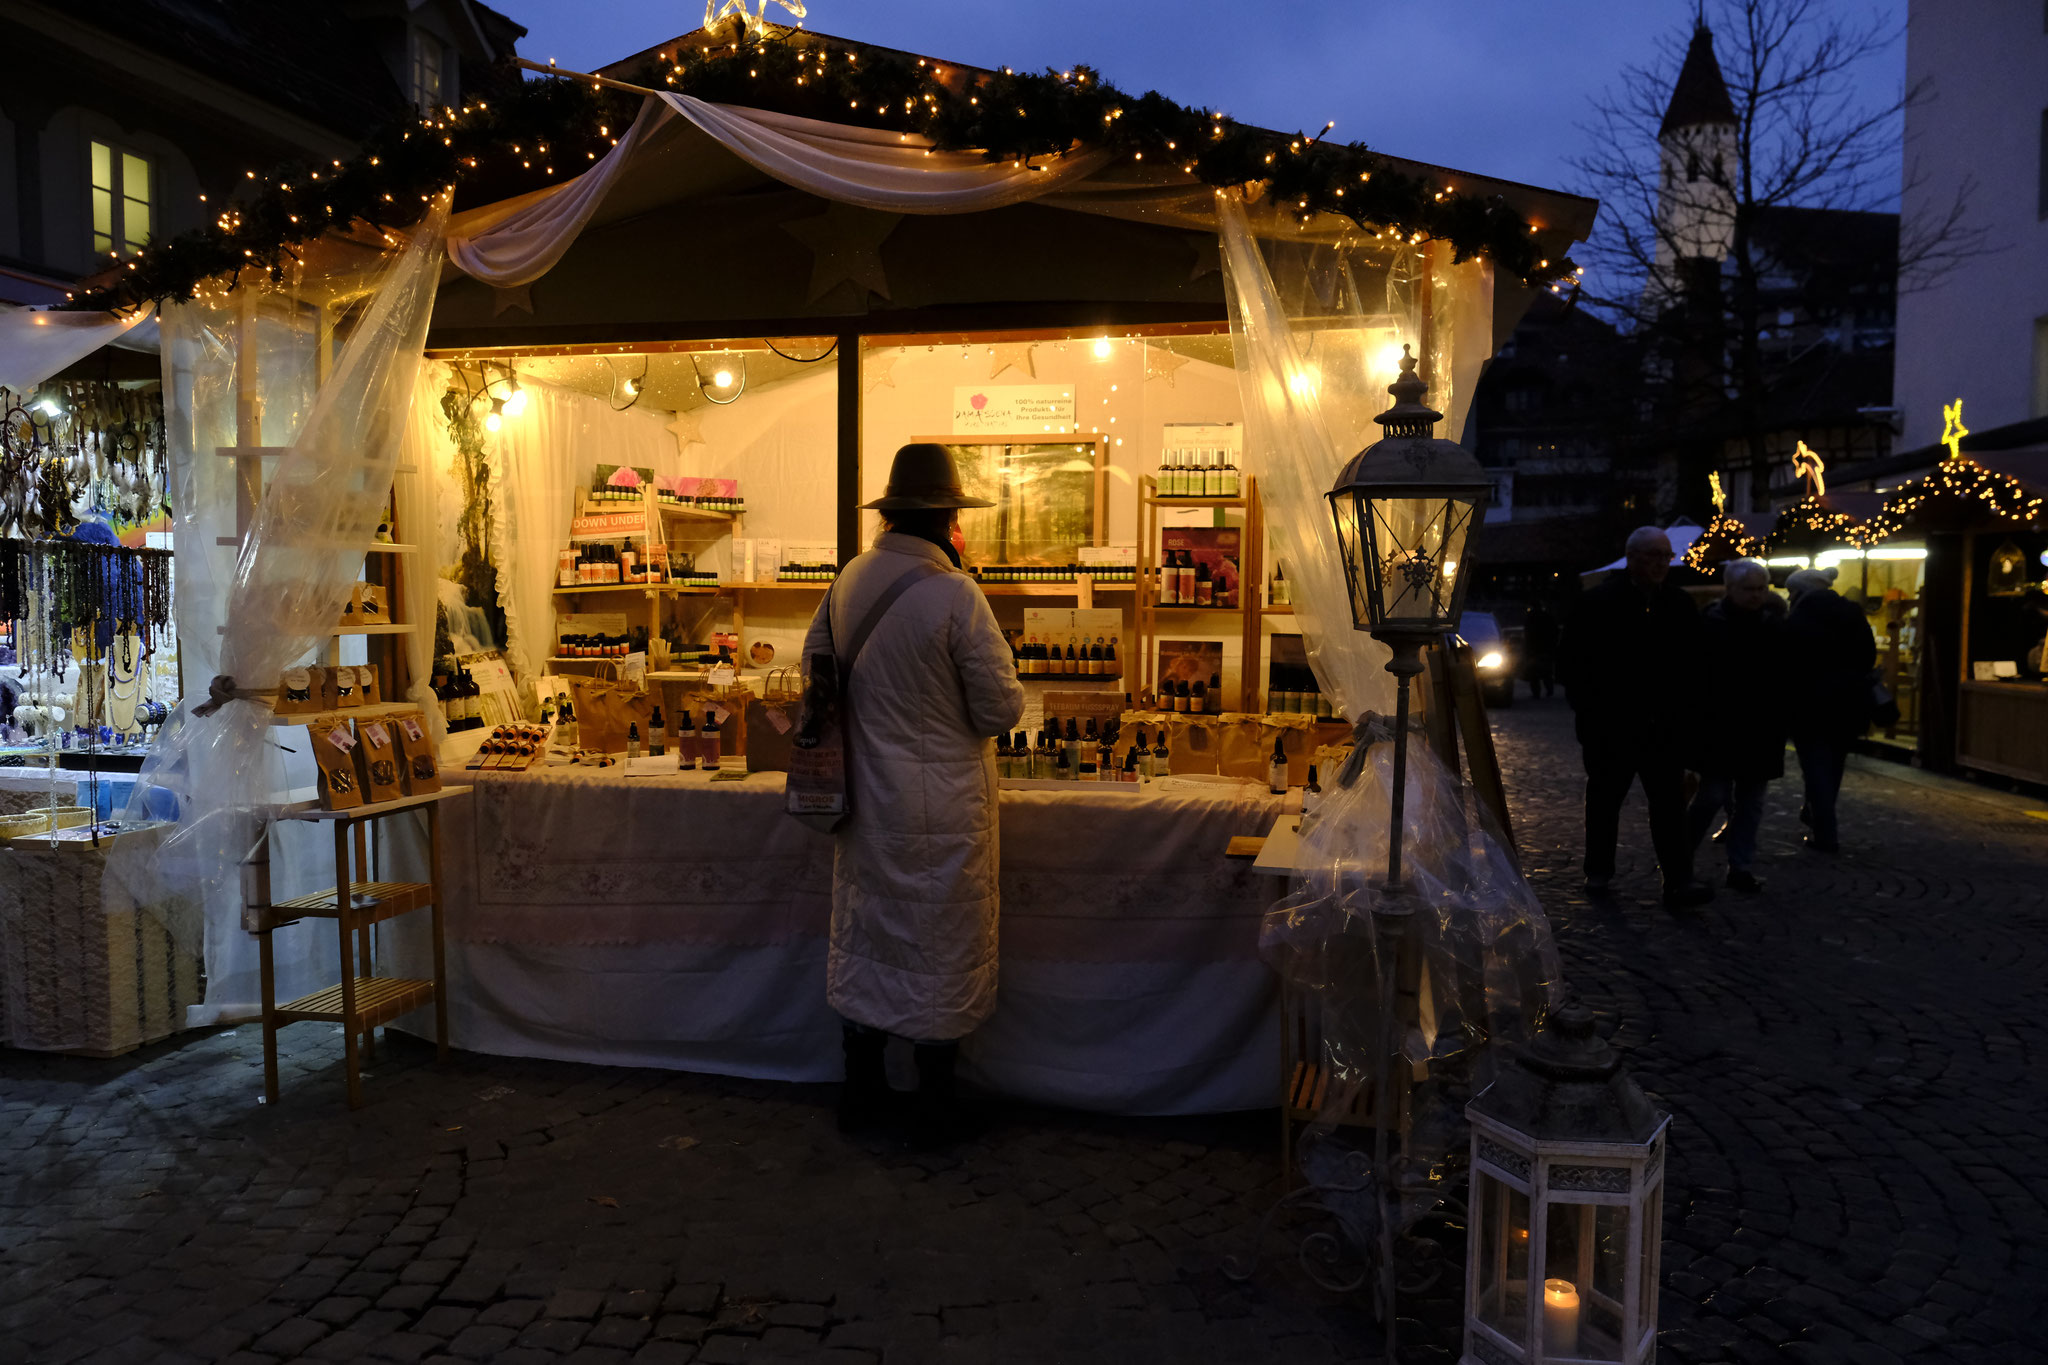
[504,386,528,417]
[484,412,502,432]
[1373,342,1407,377]
[714,369,735,387]
[622,379,638,397]
[1091,338,1112,359]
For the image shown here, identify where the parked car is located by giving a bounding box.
[1457,611,1517,708]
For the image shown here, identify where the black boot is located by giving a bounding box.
[837,1023,894,1133]
[910,1040,984,1147]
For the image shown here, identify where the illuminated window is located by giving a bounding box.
[411,30,446,110]
[89,140,151,257]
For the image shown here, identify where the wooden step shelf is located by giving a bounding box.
[276,976,436,1031]
[266,880,433,926]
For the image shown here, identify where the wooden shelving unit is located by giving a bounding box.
[248,788,466,1109]
[1135,474,1267,712]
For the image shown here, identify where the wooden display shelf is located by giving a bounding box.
[364,542,419,554]
[334,623,417,636]
[267,702,417,728]
[1150,495,1247,508]
[266,879,433,926]
[553,582,722,595]
[274,787,467,823]
[276,976,436,1030]
[657,503,745,522]
[733,580,831,590]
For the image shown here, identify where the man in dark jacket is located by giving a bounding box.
[1686,559,1788,893]
[1560,527,1714,909]
[1785,567,1876,853]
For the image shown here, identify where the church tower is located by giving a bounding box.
[1651,22,1741,287]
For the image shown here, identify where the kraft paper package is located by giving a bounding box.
[1220,713,1317,785]
[356,663,382,707]
[354,719,405,804]
[308,720,364,810]
[1164,715,1222,775]
[330,666,362,709]
[276,667,321,716]
[393,711,441,795]
[356,582,391,626]
[568,674,652,754]
[339,584,362,630]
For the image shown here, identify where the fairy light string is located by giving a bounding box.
[67,21,1573,313]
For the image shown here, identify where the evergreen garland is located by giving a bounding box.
[1681,513,1758,571]
[69,23,1575,314]
[1764,497,1861,554]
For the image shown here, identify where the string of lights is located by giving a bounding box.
[1681,513,1759,570]
[67,19,1574,313]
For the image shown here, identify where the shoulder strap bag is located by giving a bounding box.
[785,558,949,832]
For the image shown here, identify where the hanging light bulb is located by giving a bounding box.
[485,411,502,433]
[503,381,528,417]
[1091,338,1112,359]
[713,369,735,388]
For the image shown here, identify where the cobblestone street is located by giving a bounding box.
[3,701,2045,1365]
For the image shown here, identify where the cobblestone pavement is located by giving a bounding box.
[4,701,2044,1365]
[1491,699,2048,1365]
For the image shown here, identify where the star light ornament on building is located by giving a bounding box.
[1940,398,1969,461]
[1792,442,1826,498]
[704,0,807,36]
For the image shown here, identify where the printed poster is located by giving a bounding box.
[951,385,1077,433]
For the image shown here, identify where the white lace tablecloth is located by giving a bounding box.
[393,763,1286,1114]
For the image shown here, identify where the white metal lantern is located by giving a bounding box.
[1326,344,1490,639]
[1464,1005,1669,1365]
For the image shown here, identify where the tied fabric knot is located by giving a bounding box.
[1336,711,1396,790]
[192,675,241,718]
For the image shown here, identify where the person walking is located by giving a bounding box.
[1521,600,1560,698]
[1685,558,1788,893]
[1559,526,1715,909]
[1784,566,1875,854]
[801,443,1026,1141]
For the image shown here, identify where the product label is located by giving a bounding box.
[326,727,356,753]
[708,664,737,688]
[765,706,792,734]
[707,703,730,726]
[951,384,1077,433]
[400,716,425,743]
[362,723,390,749]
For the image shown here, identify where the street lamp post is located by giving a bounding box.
[1324,343,1491,1352]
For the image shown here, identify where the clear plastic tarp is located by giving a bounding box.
[101,202,448,1033]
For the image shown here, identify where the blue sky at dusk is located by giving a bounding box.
[509,0,1909,205]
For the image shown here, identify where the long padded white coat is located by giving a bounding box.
[801,532,1027,1040]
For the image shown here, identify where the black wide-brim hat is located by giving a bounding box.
[861,442,995,511]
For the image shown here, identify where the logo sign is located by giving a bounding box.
[952,385,1075,434]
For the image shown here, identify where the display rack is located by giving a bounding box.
[1134,474,1266,711]
[246,787,464,1108]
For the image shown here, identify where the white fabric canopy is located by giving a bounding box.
[0,304,155,393]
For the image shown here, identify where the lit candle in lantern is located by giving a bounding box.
[1543,1278,1581,1357]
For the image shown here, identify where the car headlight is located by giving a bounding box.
[1477,651,1504,670]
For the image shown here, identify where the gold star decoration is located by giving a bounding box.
[781,203,901,306]
[863,350,899,393]
[1709,471,1726,515]
[704,0,805,35]
[1940,399,1969,462]
[987,342,1036,380]
[1144,344,1192,387]
[491,284,534,317]
[666,408,705,451]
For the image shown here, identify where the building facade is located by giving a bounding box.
[0,0,524,306]
[1890,0,2048,451]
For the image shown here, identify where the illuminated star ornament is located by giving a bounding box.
[1940,399,1969,462]
[1709,471,1726,515]
[704,0,806,36]
[666,408,705,451]
[1792,442,1826,498]
[1144,344,1192,387]
[863,350,898,393]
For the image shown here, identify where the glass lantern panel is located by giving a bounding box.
[1637,1185,1662,1354]
[1542,1200,1623,1361]
[1329,491,1372,628]
[1473,1171,1530,1347]
[1361,494,1478,629]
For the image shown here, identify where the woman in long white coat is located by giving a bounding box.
[801,443,1025,1138]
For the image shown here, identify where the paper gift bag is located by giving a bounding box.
[356,663,382,707]
[1164,716,1221,774]
[356,582,391,626]
[393,710,441,795]
[745,667,804,773]
[354,719,405,804]
[332,665,364,709]
[276,667,320,716]
[1217,717,1270,781]
[569,674,652,754]
[308,720,364,810]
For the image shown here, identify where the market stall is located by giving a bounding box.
[41,14,1590,1109]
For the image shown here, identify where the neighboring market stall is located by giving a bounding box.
[25,16,1592,1108]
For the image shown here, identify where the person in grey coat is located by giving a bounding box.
[1784,567,1875,853]
[801,444,1025,1142]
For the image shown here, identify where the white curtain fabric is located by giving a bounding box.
[107,204,449,1026]
[656,93,1117,213]
[445,96,674,288]
[1216,190,1493,720]
[489,378,679,687]
[0,303,156,393]
[395,367,450,747]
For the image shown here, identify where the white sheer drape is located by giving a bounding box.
[489,379,679,687]
[1217,190,1493,720]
